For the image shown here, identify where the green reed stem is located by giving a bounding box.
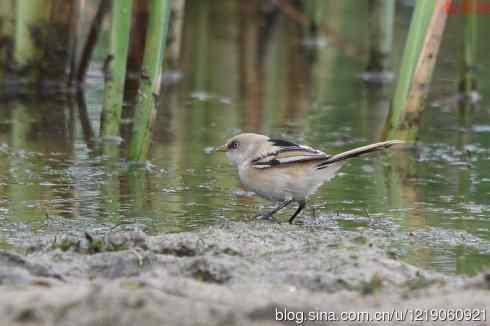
[101,0,133,156]
[2,0,75,91]
[384,0,449,141]
[13,0,50,80]
[459,0,478,97]
[128,0,171,161]
[388,0,435,129]
[0,1,14,79]
[306,0,327,31]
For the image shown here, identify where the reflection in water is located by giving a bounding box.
[8,102,42,224]
[0,0,489,275]
[239,0,264,132]
[366,0,395,76]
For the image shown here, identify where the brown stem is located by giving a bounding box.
[76,0,110,84]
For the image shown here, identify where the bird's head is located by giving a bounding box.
[216,133,269,167]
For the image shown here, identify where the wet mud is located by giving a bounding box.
[0,221,489,325]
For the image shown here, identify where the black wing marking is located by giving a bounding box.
[252,146,329,169]
[269,138,299,147]
[253,159,281,166]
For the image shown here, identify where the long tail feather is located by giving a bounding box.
[317,140,404,169]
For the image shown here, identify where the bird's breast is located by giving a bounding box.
[238,164,314,202]
[238,165,288,201]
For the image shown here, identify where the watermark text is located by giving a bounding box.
[275,307,486,324]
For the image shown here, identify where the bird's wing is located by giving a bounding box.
[250,138,404,170]
[251,140,329,169]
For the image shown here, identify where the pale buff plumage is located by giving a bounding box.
[217,133,403,223]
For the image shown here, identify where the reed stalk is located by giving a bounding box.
[168,0,186,67]
[101,0,133,156]
[0,1,15,80]
[366,0,395,75]
[13,0,50,79]
[191,0,209,90]
[68,0,83,85]
[239,0,263,130]
[3,0,76,91]
[305,0,327,32]
[459,0,478,99]
[45,0,77,86]
[384,0,450,141]
[128,0,171,161]
[125,0,149,96]
[76,0,110,84]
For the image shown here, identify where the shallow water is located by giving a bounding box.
[1,0,490,275]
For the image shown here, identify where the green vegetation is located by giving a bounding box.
[459,0,478,98]
[304,0,328,32]
[0,1,15,80]
[0,0,76,90]
[13,0,49,72]
[357,274,383,295]
[101,0,134,157]
[128,0,171,161]
[384,0,449,141]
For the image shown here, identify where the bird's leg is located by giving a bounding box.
[256,200,293,220]
[289,201,306,224]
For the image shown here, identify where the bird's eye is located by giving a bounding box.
[228,141,239,150]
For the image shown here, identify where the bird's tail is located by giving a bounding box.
[317,140,404,170]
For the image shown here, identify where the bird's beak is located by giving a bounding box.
[215,144,227,152]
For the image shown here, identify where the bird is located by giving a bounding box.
[216,133,403,223]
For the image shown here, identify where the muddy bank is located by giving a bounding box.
[0,221,489,325]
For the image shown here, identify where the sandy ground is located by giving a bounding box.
[0,221,489,325]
